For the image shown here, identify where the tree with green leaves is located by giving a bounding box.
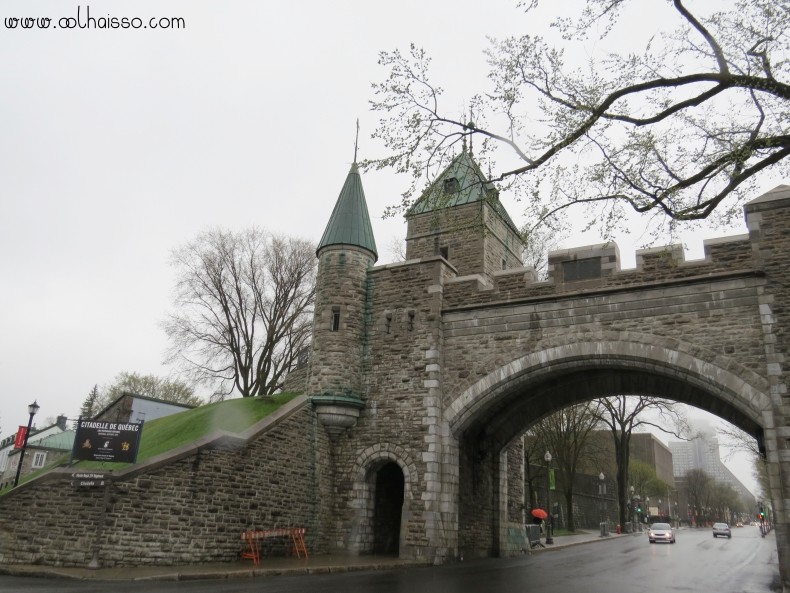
[164,228,316,400]
[368,0,789,242]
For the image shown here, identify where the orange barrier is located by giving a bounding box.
[240,530,260,566]
[240,527,309,564]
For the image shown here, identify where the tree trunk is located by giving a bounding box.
[564,488,576,532]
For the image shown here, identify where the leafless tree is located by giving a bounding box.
[716,422,761,458]
[685,468,712,520]
[594,395,689,528]
[529,401,604,531]
[368,0,789,241]
[163,228,316,399]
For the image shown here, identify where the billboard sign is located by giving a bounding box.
[72,419,143,463]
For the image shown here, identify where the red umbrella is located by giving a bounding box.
[531,508,548,520]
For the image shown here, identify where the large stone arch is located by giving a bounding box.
[446,335,771,447]
[347,443,418,555]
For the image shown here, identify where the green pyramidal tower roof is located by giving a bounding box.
[317,162,378,261]
[408,151,520,235]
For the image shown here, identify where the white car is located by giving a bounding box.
[648,522,676,544]
[712,522,732,538]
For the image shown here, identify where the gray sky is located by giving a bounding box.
[0,0,770,495]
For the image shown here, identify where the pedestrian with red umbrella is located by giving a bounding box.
[531,508,547,533]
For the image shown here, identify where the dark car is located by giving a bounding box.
[712,522,732,538]
[648,522,675,544]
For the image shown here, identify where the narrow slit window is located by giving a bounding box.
[330,308,340,332]
[439,246,449,260]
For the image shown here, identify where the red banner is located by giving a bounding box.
[13,426,27,449]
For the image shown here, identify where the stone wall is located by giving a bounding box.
[0,397,333,567]
[743,188,790,583]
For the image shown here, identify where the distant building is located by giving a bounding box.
[669,426,756,516]
[0,415,72,489]
[580,431,674,485]
[630,433,674,486]
[94,391,195,424]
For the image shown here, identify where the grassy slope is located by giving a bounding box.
[129,393,298,461]
[44,394,298,475]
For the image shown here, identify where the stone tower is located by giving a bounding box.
[405,151,523,278]
[307,162,377,436]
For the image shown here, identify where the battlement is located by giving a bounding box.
[442,233,754,308]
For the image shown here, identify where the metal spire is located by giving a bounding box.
[354,118,360,164]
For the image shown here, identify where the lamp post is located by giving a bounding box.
[630,485,636,532]
[544,451,554,544]
[659,498,662,519]
[13,400,40,487]
[598,472,607,535]
[646,497,650,523]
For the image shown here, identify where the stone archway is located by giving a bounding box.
[445,338,776,561]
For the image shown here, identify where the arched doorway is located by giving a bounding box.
[373,462,404,555]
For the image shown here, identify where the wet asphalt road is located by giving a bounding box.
[0,526,779,593]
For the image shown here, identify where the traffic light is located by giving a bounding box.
[637,505,642,513]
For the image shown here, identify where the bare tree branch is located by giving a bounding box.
[368,0,790,240]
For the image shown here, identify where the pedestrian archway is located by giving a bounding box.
[373,462,404,555]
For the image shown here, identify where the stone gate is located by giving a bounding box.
[308,152,790,584]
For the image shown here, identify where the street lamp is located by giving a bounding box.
[599,472,606,530]
[630,485,636,532]
[544,451,554,544]
[659,498,662,519]
[646,497,650,522]
[13,400,40,487]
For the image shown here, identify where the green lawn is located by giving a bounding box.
[66,393,298,473]
[131,393,298,460]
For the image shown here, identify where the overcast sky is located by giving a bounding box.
[1,0,771,496]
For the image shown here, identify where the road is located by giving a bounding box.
[0,526,779,593]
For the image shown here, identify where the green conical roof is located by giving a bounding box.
[317,163,378,261]
[407,151,520,235]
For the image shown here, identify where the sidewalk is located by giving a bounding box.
[0,530,629,582]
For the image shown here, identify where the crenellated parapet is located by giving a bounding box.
[442,233,755,308]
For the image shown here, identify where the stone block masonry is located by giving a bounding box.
[0,397,334,567]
